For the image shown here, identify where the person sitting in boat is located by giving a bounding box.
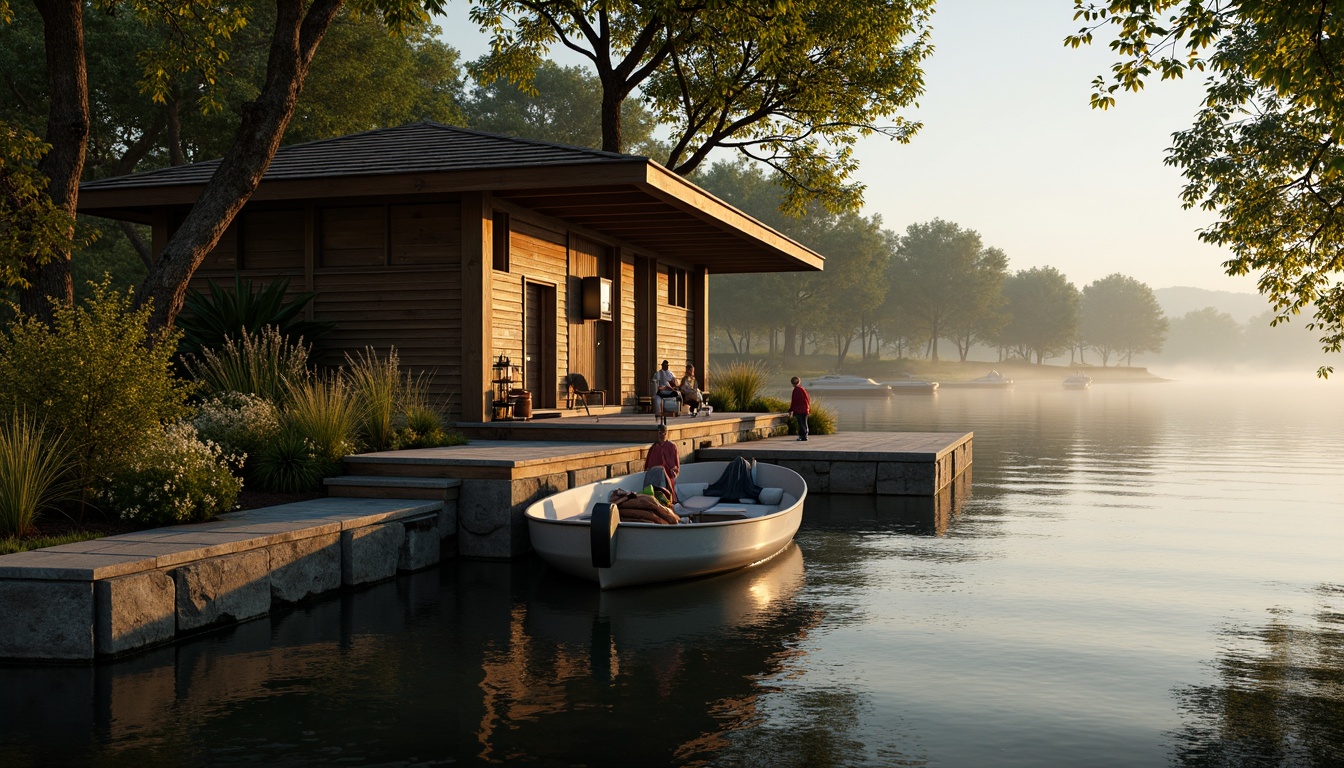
[679,364,703,414]
[644,423,680,500]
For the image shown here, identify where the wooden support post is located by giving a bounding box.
[692,266,709,392]
[461,192,492,422]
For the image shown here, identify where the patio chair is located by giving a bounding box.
[567,373,605,415]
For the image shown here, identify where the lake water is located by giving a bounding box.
[2,377,1342,767]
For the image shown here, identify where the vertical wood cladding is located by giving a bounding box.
[621,254,636,404]
[657,265,692,369]
[492,218,568,406]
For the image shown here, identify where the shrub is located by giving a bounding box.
[748,395,789,413]
[344,347,402,451]
[710,360,770,412]
[176,275,334,360]
[0,280,192,498]
[0,411,75,537]
[251,428,334,493]
[783,401,837,436]
[183,326,310,403]
[283,375,359,463]
[808,403,838,435]
[191,392,282,468]
[706,390,734,412]
[100,422,243,526]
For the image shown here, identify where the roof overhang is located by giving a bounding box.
[78,159,823,274]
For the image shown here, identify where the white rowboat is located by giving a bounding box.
[525,461,807,589]
[802,374,894,397]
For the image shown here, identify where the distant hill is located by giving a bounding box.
[1153,286,1268,323]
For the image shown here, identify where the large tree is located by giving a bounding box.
[1068,1,1344,377]
[469,0,932,213]
[464,59,654,151]
[1161,307,1243,365]
[4,5,464,281]
[1080,273,1168,366]
[2,0,449,329]
[998,266,1080,365]
[888,219,1008,362]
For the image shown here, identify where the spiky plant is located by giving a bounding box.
[0,411,75,537]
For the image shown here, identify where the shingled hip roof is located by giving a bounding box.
[78,121,823,274]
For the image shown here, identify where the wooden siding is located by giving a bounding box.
[657,266,692,368]
[242,209,305,271]
[620,254,636,404]
[321,206,385,268]
[493,219,568,406]
[391,203,460,266]
[310,269,462,410]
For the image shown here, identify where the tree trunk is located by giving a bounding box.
[137,0,343,332]
[783,325,797,363]
[599,80,623,153]
[20,0,88,323]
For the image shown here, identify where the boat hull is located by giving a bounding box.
[525,461,807,589]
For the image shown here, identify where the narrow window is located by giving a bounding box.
[667,266,687,308]
[492,211,510,271]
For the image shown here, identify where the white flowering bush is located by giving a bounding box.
[101,422,243,526]
[191,391,282,467]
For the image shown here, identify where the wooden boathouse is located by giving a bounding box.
[77,122,825,422]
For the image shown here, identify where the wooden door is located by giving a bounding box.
[524,281,556,408]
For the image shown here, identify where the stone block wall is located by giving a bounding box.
[0,499,457,662]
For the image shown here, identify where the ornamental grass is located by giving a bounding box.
[711,360,771,412]
[283,375,360,464]
[184,326,311,403]
[0,411,75,538]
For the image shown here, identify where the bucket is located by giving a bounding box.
[511,390,533,419]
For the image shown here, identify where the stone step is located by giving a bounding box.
[325,475,462,501]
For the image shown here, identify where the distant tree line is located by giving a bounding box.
[700,162,1168,368]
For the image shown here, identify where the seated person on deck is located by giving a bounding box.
[653,359,680,418]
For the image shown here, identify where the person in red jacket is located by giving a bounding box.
[644,423,680,499]
[789,376,810,441]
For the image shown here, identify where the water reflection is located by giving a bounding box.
[0,547,828,766]
[801,468,971,537]
[1172,584,1344,767]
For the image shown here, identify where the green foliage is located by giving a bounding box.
[465,60,656,152]
[997,267,1081,364]
[889,219,1008,363]
[345,347,402,452]
[1080,274,1169,365]
[1160,307,1244,364]
[183,326,312,403]
[393,404,468,449]
[706,390,734,413]
[0,281,192,497]
[1069,1,1344,377]
[282,375,360,465]
[0,529,105,555]
[711,360,771,412]
[177,276,333,360]
[808,403,838,436]
[747,396,789,413]
[0,123,78,290]
[470,0,933,213]
[0,411,75,537]
[190,392,282,471]
[251,428,335,493]
[100,422,243,526]
[344,346,455,451]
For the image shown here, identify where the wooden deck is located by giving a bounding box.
[330,415,972,559]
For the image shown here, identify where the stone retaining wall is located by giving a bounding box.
[0,496,457,662]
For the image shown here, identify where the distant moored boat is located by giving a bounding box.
[1063,374,1093,390]
[803,374,895,397]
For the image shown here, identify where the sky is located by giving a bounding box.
[436,0,1260,295]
